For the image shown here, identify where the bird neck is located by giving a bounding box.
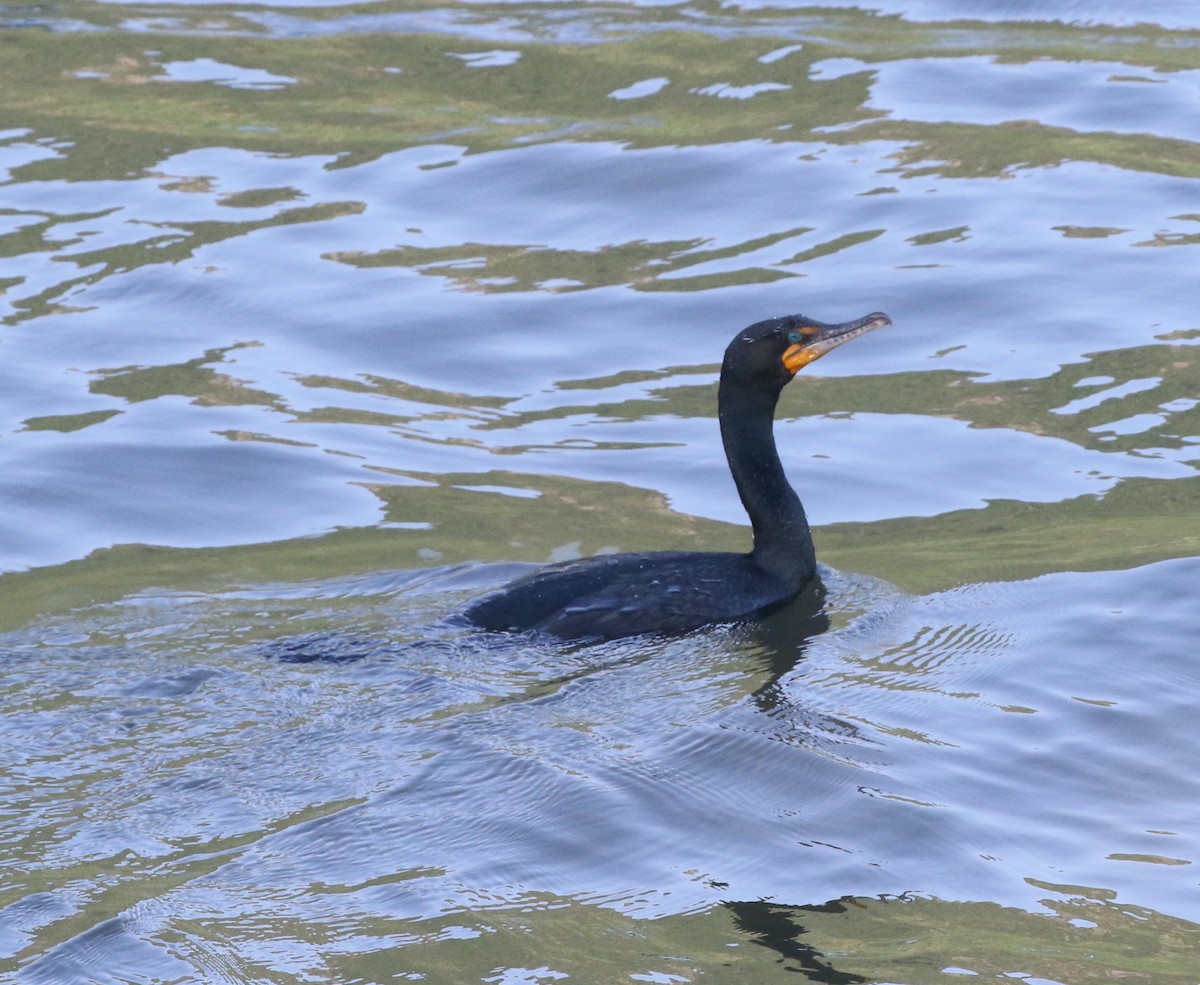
[718,376,815,586]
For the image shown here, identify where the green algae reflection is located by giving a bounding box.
[4,7,1200,180]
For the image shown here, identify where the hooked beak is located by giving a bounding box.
[781,311,891,374]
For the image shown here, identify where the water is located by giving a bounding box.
[2,2,1199,982]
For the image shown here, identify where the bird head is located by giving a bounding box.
[723,311,892,387]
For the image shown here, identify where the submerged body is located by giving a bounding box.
[465,310,890,642]
[465,550,799,641]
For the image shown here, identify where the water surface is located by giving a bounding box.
[1,2,1198,982]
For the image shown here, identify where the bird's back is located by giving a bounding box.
[464,550,798,642]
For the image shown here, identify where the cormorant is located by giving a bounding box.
[464,310,890,641]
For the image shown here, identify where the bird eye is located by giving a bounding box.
[786,329,802,344]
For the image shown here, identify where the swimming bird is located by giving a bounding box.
[464,310,890,641]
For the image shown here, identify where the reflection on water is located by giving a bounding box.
[3,559,1199,982]
[2,0,1199,981]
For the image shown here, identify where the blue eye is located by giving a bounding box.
[787,330,802,344]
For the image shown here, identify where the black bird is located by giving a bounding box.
[464,310,891,641]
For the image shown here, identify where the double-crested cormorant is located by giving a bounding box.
[465,310,890,641]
